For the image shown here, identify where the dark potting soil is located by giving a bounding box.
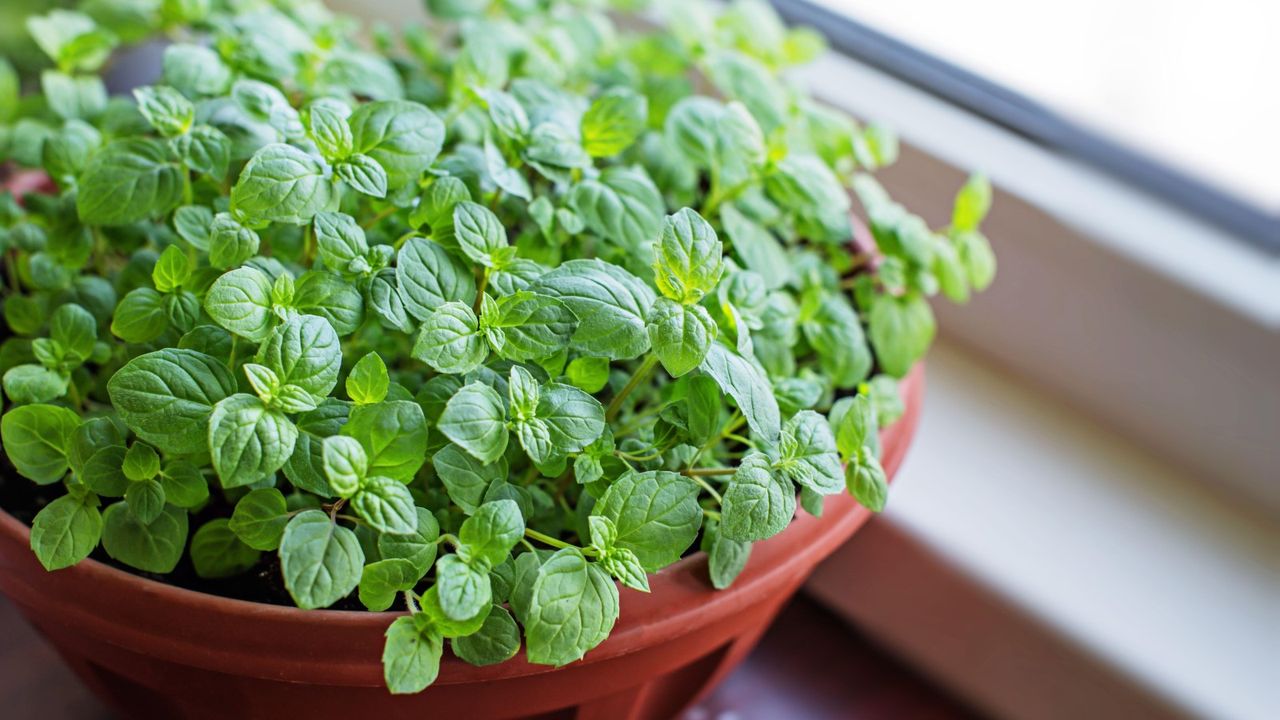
[0,463,367,610]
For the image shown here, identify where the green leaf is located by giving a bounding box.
[162,44,231,97]
[323,435,368,498]
[829,394,877,460]
[159,461,209,509]
[42,71,107,121]
[432,444,506,515]
[952,174,992,232]
[77,139,183,226]
[721,452,794,542]
[517,383,605,465]
[111,288,169,343]
[773,411,843,495]
[229,487,289,551]
[106,349,237,455]
[208,394,298,488]
[293,271,365,336]
[134,85,194,137]
[230,143,335,226]
[581,88,647,157]
[525,548,619,666]
[352,476,418,534]
[191,518,261,579]
[340,401,429,483]
[647,298,716,377]
[346,352,389,405]
[435,553,492,621]
[566,357,610,393]
[653,208,724,305]
[30,494,102,571]
[349,100,445,190]
[284,399,351,496]
[81,446,129,497]
[204,266,274,341]
[314,212,369,271]
[438,382,509,463]
[378,507,441,573]
[705,521,751,590]
[207,213,260,270]
[720,204,794,291]
[847,453,889,512]
[594,470,702,572]
[382,615,443,694]
[452,605,521,666]
[396,236,476,321]
[152,245,191,293]
[568,166,664,253]
[122,443,161,483]
[280,509,364,609]
[486,292,575,362]
[532,259,656,360]
[101,502,188,574]
[359,558,421,611]
[255,314,342,398]
[868,292,935,378]
[304,98,354,161]
[27,11,115,73]
[803,291,872,389]
[412,302,487,374]
[452,201,508,267]
[955,230,996,292]
[3,365,68,404]
[336,154,389,198]
[459,499,524,569]
[698,343,780,442]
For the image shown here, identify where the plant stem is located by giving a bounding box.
[361,205,396,229]
[605,354,659,421]
[689,474,723,503]
[683,467,735,478]
[524,527,594,555]
[472,267,489,315]
[702,509,721,521]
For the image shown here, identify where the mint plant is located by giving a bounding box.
[0,0,994,694]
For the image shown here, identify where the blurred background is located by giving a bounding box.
[1,1,1276,718]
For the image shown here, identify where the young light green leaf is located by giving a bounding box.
[581,87,647,157]
[323,435,368,497]
[111,288,169,343]
[773,410,843,495]
[314,211,369,271]
[952,174,992,232]
[134,85,194,137]
[378,507,441,573]
[459,499,524,569]
[396,236,476,321]
[293,271,365,336]
[647,297,716,377]
[435,553,492,621]
[207,213,260,270]
[486,292,575,362]
[122,442,161,482]
[653,208,724,305]
[704,521,751,590]
[847,452,889,512]
[152,245,192,293]
[568,166,664,253]
[336,154,389,198]
[349,100,445,190]
[280,509,364,609]
[452,201,508,267]
[868,292,935,378]
[359,558,421,611]
[304,98,354,161]
[346,352,389,405]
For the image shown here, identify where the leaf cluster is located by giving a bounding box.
[0,0,993,694]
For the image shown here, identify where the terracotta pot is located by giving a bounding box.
[0,168,924,717]
[0,367,922,719]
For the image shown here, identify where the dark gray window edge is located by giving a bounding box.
[771,0,1280,255]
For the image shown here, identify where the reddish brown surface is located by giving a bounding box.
[0,592,977,720]
[0,356,922,719]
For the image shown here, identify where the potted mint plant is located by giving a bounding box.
[0,0,994,716]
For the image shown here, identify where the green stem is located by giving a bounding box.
[683,467,735,478]
[689,474,723,503]
[524,528,594,555]
[361,205,396,229]
[702,509,721,521]
[605,354,659,421]
[689,410,743,467]
[472,267,489,315]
